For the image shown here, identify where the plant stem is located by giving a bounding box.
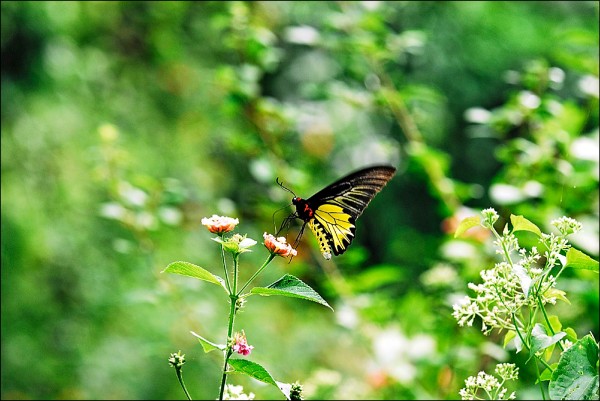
[221,244,232,293]
[535,360,547,400]
[218,254,240,400]
[537,296,565,352]
[236,253,275,296]
[218,347,233,400]
[175,367,193,400]
[510,312,554,372]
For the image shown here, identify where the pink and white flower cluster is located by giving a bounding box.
[263,233,297,257]
[201,215,239,234]
[231,330,254,356]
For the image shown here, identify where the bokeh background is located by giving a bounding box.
[1,1,598,400]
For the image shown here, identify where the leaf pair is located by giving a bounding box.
[162,261,333,309]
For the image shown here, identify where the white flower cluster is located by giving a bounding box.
[452,260,525,335]
[551,216,583,237]
[459,363,518,400]
[222,384,255,400]
[452,209,581,335]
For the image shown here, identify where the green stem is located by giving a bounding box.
[218,347,233,400]
[492,227,514,269]
[232,254,239,296]
[511,312,554,372]
[490,377,506,400]
[221,243,232,293]
[218,255,240,400]
[511,311,528,347]
[534,259,565,352]
[512,311,554,368]
[536,296,565,352]
[236,253,276,296]
[175,367,192,400]
[552,260,568,282]
[496,224,566,356]
[535,359,547,400]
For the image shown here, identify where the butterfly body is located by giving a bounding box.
[282,165,396,260]
[292,197,314,220]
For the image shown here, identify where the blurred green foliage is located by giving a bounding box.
[1,1,598,400]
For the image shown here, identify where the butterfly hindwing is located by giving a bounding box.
[301,165,396,259]
[308,203,356,259]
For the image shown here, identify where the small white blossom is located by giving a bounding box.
[459,363,518,400]
[551,216,583,237]
[560,339,574,353]
[481,208,499,228]
[222,384,255,400]
[495,363,519,381]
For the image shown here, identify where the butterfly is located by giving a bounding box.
[277,165,396,260]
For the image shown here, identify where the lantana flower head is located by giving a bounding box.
[231,330,254,356]
[459,363,517,400]
[263,233,298,257]
[201,215,239,234]
[168,350,186,369]
[213,233,257,254]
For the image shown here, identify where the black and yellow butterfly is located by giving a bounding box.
[277,165,396,259]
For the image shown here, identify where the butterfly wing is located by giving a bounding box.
[308,203,356,259]
[306,165,396,259]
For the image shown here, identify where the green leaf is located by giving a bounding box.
[543,316,564,361]
[565,327,578,342]
[227,359,291,399]
[162,261,226,290]
[529,323,566,362]
[228,358,277,385]
[565,248,599,272]
[190,331,225,353]
[454,216,481,238]
[549,334,599,400]
[504,329,525,353]
[504,330,517,349]
[510,214,542,237]
[514,334,524,354]
[548,315,563,333]
[545,288,571,304]
[250,274,333,310]
[539,363,559,383]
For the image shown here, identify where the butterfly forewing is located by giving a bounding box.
[306,166,396,218]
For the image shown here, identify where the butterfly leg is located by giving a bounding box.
[276,213,298,237]
[292,221,307,250]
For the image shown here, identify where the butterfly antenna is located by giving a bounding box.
[274,177,300,263]
[276,177,296,197]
